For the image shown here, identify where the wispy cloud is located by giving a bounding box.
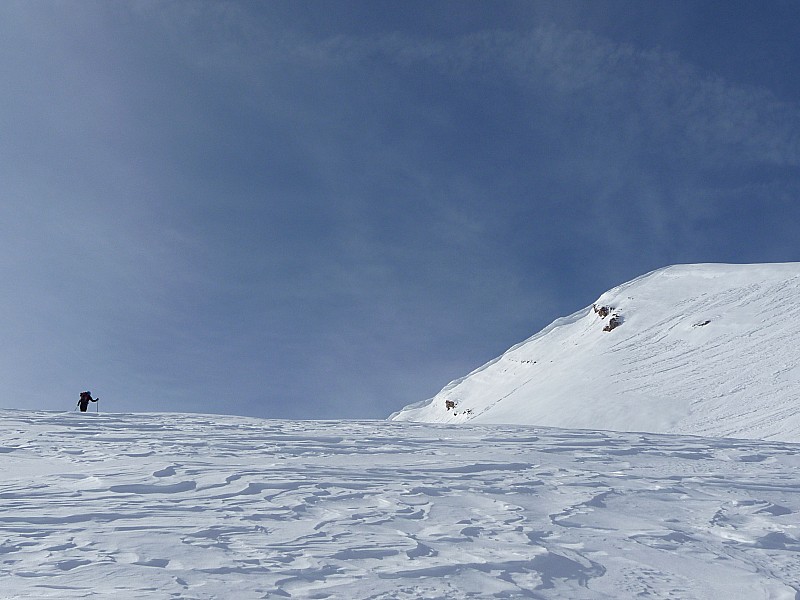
[171,20,800,167]
[137,9,800,251]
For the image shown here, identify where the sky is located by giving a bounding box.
[1,1,799,419]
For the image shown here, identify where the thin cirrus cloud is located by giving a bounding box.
[190,21,800,246]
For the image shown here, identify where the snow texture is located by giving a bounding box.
[391,263,800,442]
[2,410,800,599]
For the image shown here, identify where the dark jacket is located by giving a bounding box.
[78,392,96,412]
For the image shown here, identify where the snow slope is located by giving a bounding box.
[391,263,800,441]
[2,410,800,599]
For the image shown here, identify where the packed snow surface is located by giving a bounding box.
[392,263,800,441]
[2,410,800,599]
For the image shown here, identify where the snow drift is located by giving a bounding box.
[391,263,800,442]
[2,410,800,599]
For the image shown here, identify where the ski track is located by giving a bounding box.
[1,411,799,599]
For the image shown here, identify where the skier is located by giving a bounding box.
[77,391,98,412]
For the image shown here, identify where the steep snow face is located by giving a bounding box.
[392,263,800,441]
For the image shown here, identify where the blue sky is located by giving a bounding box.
[2,1,799,418]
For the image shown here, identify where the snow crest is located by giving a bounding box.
[392,263,800,442]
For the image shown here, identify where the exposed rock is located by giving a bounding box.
[593,304,612,318]
[603,315,621,332]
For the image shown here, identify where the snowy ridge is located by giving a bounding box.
[392,263,800,442]
[2,410,800,598]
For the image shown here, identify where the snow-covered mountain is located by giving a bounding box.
[392,263,800,442]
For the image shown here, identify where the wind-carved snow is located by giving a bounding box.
[2,411,800,599]
[392,263,800,442]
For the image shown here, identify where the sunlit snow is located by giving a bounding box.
[2,410,799,598]
[392,263,800,442]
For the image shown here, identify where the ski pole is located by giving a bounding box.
[96,398,100,414]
